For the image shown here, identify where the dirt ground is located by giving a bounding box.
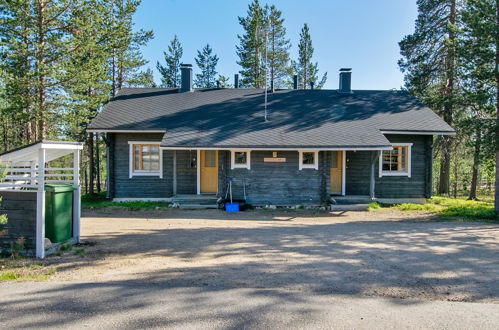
[45,208,499,303]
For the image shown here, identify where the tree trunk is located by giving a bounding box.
[495,0,499,212]
[96,133,101,193]
[87,133,95,194]
[469,129,481,200]
[36,0,47,141]
[438,0,457,196]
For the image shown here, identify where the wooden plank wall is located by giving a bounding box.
[0,191,37,251]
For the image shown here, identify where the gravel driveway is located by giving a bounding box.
[47,208,499,303]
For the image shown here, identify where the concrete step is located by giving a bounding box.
[331,195,371,205]
[331,204,369,211]
[173,199,218,205]
[178,204,219,210]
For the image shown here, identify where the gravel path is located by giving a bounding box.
[43,208,499,303]
[1,283,498,329]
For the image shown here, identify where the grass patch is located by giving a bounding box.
[0,260,57,282]
[374,196,498,222]
[74,248,86,258]
[431,196,497,221]
[368,202,381,211]
[82,191,171,211]
[395,203,439,212]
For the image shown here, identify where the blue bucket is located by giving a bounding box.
[226,202,240,212]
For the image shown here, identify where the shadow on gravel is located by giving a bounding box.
[1,213,498,328]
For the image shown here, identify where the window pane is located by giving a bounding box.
[383,146,408,172]
[134,145,140,170]
[205,150,217,167]
[133,144,160,172]
[235,152,247,165]
[382,151,391,171]
[400,147,407,171]
[303,152,315,165]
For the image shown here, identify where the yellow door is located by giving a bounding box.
[330,151,343,194]
[200,150,218,193]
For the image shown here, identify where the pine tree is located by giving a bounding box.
[236,0,266,88]
[460,0,499,208]
[194,44,219,88]
[157,35,183,88]
[264,5,292,89]
[399,0,462,195]
[108,0,153,96]
[217,75,231,88]
[292,23,327,89]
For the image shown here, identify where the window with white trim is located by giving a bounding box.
[231,150,251,169]
[299,151,318,170]
[129,142,162,178]
[379,143,412,177]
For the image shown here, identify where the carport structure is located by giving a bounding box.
[0,141,83,258]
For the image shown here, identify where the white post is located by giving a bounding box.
[73,150,81,243]
[196,149,201,195]
[36,148,46,259]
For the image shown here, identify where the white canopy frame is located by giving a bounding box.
[0,141,84,258]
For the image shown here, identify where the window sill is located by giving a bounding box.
[380,171,410,177]
[300,165,318,170]
[130,171,162,178]
[232,164,250,170]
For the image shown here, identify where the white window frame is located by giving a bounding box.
[299,151,319,170]
[379,143,412,178]
[128,141,163,178]
[231,150,251,170]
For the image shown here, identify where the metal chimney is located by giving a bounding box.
[180,64,193,92]
[234,74,239,88]
[338,68,353,93]
[293,75,298,89]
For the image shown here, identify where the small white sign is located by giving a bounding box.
[264,158,286,162]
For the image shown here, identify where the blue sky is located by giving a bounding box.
[133,0,417,90]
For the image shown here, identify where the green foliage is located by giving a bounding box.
[74,248,86,257]
[430,196,496,220]
[157,35,183,88]
[292,23,327,89]
[11,237,25,259]
[0,264,56,282]
[395,203,438,212]
[368,202,381,211]
[236,0,266,88]
[82,192,171,210]
[264,4,292,89]
[217,75,231,88]
[60,244,73,252]
[379,196,497,221]
[195,44,219,88]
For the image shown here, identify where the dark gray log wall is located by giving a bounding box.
[109,133,433,201]
[0,191,37,251]
[112,133,173,198]
[345,135,432,198]
[220,150,324,205]
[176,150,197,194]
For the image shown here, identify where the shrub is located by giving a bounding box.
[368,202,381,211]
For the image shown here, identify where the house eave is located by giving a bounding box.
[86,129,167,133]
[159,146,393,151]
[381,130,456,136]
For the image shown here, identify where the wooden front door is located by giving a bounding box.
[200,150,218,193]
[330,151,343,194]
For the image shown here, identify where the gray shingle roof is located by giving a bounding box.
[88,88,454,148]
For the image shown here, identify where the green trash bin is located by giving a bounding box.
[45,184,74,243]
